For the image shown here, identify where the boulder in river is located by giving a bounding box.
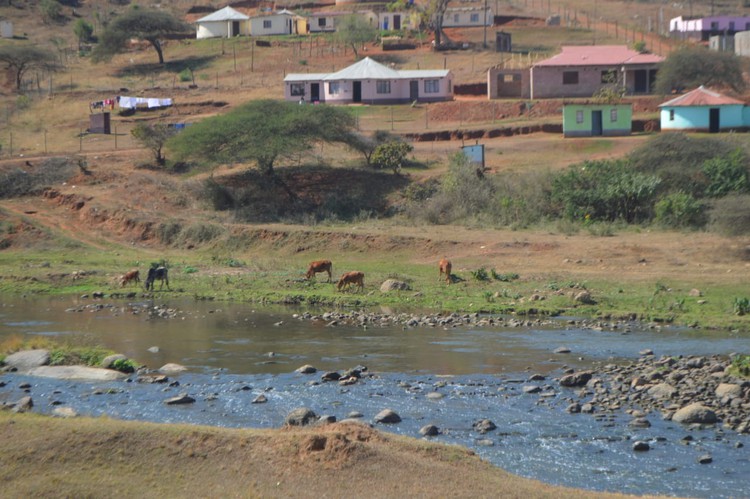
[3,349,50,372]
[559,371,593,387]
[672,403,717,425]
[374,409,402,424]
[379,279,411,293]
[285,407,318,426]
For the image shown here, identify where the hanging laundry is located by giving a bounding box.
[147,98,161,108]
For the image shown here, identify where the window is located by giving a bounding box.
[601,70,617,84]
[290,83,305,96]
[669,109,675,121]
[746,22,750,30]
[263,20,272,29]
[576,110,584,124]
[711,21,719,30]
[454,14,459,23]
[424,80,440,93]
[470,13,479,23]
[730,22,735,30]
[328,82,340,95]
[563,71,579,85]
[610,108,618,122]
[376,80,391,94]
[318,17,326,27]
[502,74,516,83]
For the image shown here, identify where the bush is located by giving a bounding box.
[178,68,194,83]
[734,297,750,316]
[708,194,750,236]
[701,149,750,198]
[654,192,706,229]
[0,157,77,199]
[371,141,413,174]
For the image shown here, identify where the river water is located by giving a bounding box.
[1,296,749,498]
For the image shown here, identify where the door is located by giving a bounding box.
[634,70,647,93]
[410,80,419,101]
[394,15,401,30]
[231,21,240,37]
[311,83,320,102]
[353,81,362,103]
[709,108,720,133]
[591,110,603,136]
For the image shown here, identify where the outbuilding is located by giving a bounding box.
[284,57,452,104]
[196,6,250,39]
[250,9,305,36]
[563,103,632,137]
[659,86,748,133]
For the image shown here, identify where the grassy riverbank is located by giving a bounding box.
[0,411,655,499]
[0,222,748,332]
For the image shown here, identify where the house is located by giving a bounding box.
[249,9,305,36]
[487,68,530,98]
[530,45,664,99]
[659,86,749,133]
[670,15,750,41]
[283,57,453,104]
[443,6,494,27]
[307,12,345,32]
[710,34,734,52]
[0,20,13,39]
[562,103,632,137]
[735,30,750,56]
[376,11,420,31]
[195,6,250,39]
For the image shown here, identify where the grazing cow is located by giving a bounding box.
[305,260,333,282]
[438,257,452,284]
[337,271,364,292]
[120,270,140,287]
[144,266,170,291]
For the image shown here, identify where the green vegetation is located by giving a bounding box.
[730,354,750,377]
[654,45,745,94]
[371,141,413,174]
[0,335,138,371]
[131,123,178,167]
[0,44,61,91]
[335,14,379,59]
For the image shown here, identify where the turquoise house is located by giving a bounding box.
[660,86,749,133]
[562,103,632,137]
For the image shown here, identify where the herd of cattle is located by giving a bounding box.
[119,258,453,292]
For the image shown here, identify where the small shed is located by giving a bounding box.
[250,9,303,36]
[659,86,747,133]
[0,20,13,39]
[196,6,250,39]
[563,103,632,137]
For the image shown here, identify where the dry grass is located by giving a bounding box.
[0,412,660,499]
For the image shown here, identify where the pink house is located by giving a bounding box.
[530,46,664,99]
[670,16,750,41]
[283,57,453,104]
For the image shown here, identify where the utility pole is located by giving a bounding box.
[483,0,488,48]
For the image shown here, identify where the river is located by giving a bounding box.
[1,296,749,498]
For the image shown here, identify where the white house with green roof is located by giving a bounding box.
[283,57,453,104]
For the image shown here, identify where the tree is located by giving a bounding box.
[371,141,413,174]
[131,123,177,166]
[40,0,63,25]
[0,44,61,91]
[654,45,745,95]
[168,100,358,175]
[348,130,396,166]
[425,0,450,48]
[73,19,95,49]
[92,8,192,65]
[335,14,378,59]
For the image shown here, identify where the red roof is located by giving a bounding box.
[534,45,665,67]
[659,86,746,107]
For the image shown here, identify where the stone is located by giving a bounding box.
[28,366,127,381]
[147,346,160,353]
[321,371,341,382]
[374,409,402,424]
[648,383,677,399]
[52,406,78,418]
[11,396,33,413]
[100,354,128,369]
[632,441,650,451]
[688,288,702,297]
[285,407,318,426]
[347,411,363,419]
[697,454,713,464]
[159,363,187,374]
[574,291,595,304]
[419,424,440,436]
[3,349,50,371]
[639,349,654,356]
[295,364,317,374]
[426,391,444,400]
[672,403,717,425]
[715,383,742,399]
[566,402,581,413]
[252,394,267,404]
[522,385,542,394]
[473,419,496,433]
[560,371,593,387]
[316,415,337,425]
[476,438,495,446]
[379,279,411,293]
[629,417,652,428]
[554,346,571,354]
[165,393,195,405]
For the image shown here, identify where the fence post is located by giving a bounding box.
[9,132,12,157]
[114,125,118,149]
[80,129,83,152]
[44,129,47,154]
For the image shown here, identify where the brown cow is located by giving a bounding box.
[305,260,332,282]
[337,271,364,292]
[120,270,140,287]
[438,257,452,284]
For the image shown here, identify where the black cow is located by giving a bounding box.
[144,266,170,291]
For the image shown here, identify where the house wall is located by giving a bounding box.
[285,76,452,104]
[250,15,293,36]
[736,31,750,57]
[487,68,530,99]
[531,66,616,99]
[197,22,230,39]
[660,105,745,131]
[443,7,493,27]
[0,21,13,39]
[308,15,337,32]
[710,35,735,52]
[378,11,419,31]
[563,104,632,137]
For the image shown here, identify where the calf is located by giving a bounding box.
[144,266,170,291]
[120,270,140,287]
[305,260,332,282]
[438,257,452,284]
[337,271,364,292]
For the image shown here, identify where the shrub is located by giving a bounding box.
[734,297,750,316]
[16,95,32,110]
[0,157,77,199]
[111,358,138,373]
[708,194,750,236]
[731,354,750,377]
[371,141,413,174]
[471,267,490,281]
[155,221,182,245]
[701,149,750,198]
[654,192,706,229]
[203,178,235,211]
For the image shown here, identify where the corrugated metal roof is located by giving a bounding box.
[398,69,451,78]
[197,6,250,22]
[285,58,450,82]
[534,45,665,67]
[659,86,746,107]
[284,73,330,82]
